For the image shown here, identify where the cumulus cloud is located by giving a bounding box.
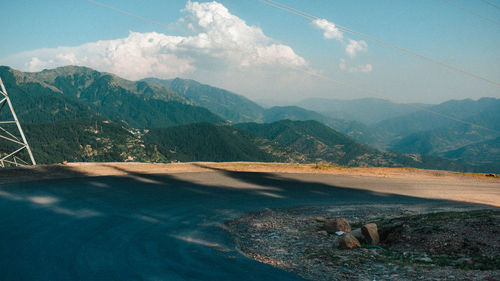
[312,19,343,41]
[312,18,369,60]
[2,1,307,80]
[345,39,368,58]
[19,33,195,79]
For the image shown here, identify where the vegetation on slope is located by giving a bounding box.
[144,123,283,162]
[234,120,482,171]
[22,120,166,164]
[143,77,265,123]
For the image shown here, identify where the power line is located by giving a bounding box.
[87,0,176,31]
[290,66,500,134]
[86,0,499,135]
[260,0,500,88]
[482,0,500,10]
[86,0,233,49]
[260,0,499,134]
[441,0,500,25]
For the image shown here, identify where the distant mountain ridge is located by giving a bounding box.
[142,77,265,123]
[1,65,497,172]
[142,77,377,143]
[376,98,500,168]
[234,120,482,171]
[296,97,430,124]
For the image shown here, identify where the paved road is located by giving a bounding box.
[0,167,495,280]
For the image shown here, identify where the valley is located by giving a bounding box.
[1,65,498,173]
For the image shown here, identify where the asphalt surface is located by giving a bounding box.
[0,167,494,280]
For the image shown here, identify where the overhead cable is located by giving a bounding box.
[87,0,500,134]
[87,0,176,31]
[260,0,500,88]
[441,0,500,25]
[482,0,500,9]
[291,66,500,134]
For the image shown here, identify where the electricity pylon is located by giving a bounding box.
[0,76,36,167]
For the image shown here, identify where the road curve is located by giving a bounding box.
[0,166,498,280]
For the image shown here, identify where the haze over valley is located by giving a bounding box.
[1,65,498,172]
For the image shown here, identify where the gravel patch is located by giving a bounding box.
[226,204,499,281]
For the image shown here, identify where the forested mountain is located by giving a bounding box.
[374,98,500,142]
[0,66,102,123]
[20,66,225,128]
[144,123,286,162]
[234,120,481,171]
[296,97,500,168]
[142,77,265,123]
[141,77,377,143]
[22,120,165,164]
[1,65,497,172]
[262,106,378,145]
[30,66,186,103]
[376,98,500,168]
[441,137,500,168]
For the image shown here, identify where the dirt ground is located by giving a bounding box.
[1,162,499,207]
[227,205,500,281]
[1,162,499,280]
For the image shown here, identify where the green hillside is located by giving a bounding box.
[1,65,495,172]
[0,66,102,123]
[234,120,480,171]
[383,99,500,167]
[374,98,500,143]
[262,106,378,145]
[144,123,283,162]
[143,77,265,123]
[23,120,166,164]
[441,137,500,169]
[23,66,225,128]
[30,66,186,103]
[143,78,379,144]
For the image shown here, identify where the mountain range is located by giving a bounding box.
[0,65,498,172]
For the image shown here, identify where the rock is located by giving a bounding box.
[351,228,364,242]
[324,218,351,233]
[338,233,361,249]
[362,223,380,245]
[317,230,328,236]
[456,257,473,265]
[417,256,432,263]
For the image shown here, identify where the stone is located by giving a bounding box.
[317,230,328,236]
[417,256,432,263]
[324,218,351,233]
[351,228,364,242]
[362,223,380,245]
[338,233,361,249]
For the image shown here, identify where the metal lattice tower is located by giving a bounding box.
[0,76,36,167]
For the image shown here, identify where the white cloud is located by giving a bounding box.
[312,18,369,59]
[349,64,373,73]
[339,58,372,73]
[345,39,368,58]
[312,19,343,41]
[1,1,307,80]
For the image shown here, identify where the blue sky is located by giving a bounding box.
[0,0,499,103]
